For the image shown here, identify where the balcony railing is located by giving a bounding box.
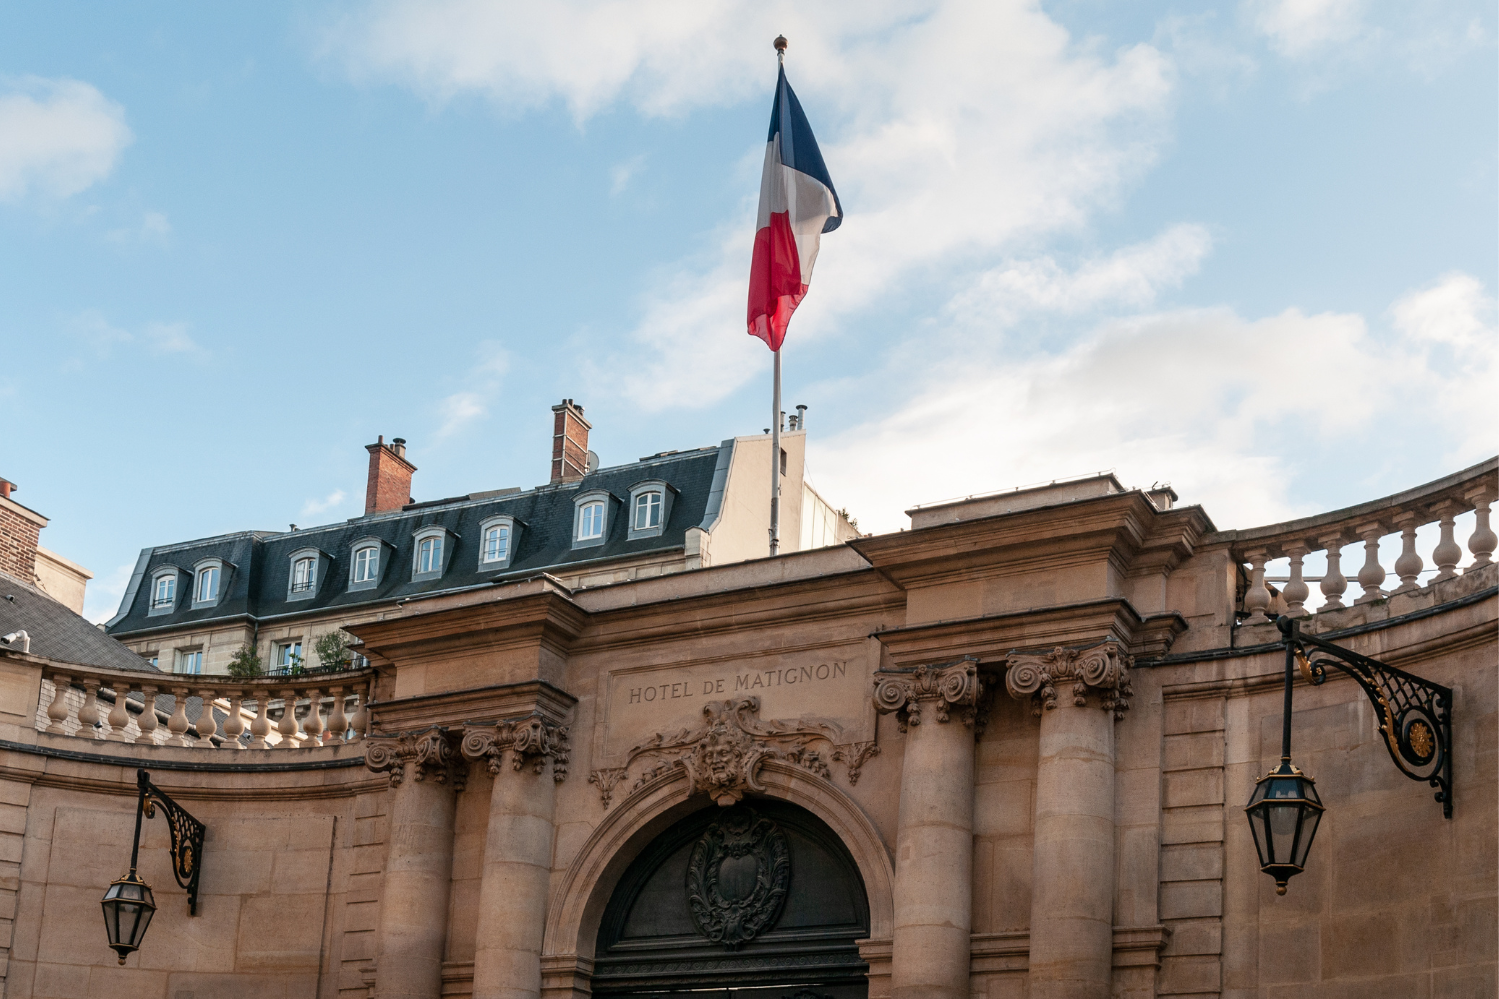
[1213,457,1496,627]
[36,662,376,749]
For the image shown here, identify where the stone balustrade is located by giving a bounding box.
[36,663,375,749]
[1215,457,1497,627]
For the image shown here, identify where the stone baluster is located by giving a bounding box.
[1319,535,1348,609]
[1392,512,1424,594]
[349,682,372,742]
[45,675,72,734]
[1466,490,1496,570]
[463,714,569,999]
[167,687,193,747]
[249,694,272,749]
[1431,501,1463,581]
[221,690,247,749]
[277,688,301,748]
[1282,544,1311,617]
[325,686,348,746]
[1005,643,1131,999]
[1354,522,1387,604]
[78,680,104,739]
[872,660,984,999]
[135,685,159,745]
[105,684,131,742]
[366,727,462,999]
[302,687,325,748]
[195,689,219,747]
[1241,550,1272,625]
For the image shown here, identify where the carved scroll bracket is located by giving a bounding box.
[462,712,571,783]
[588,697,857,809]
[1003,641,1133,719]
[364,725,466,789]
[871,658,985,734]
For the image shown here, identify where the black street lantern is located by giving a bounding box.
[101,769,205,964]
[1248,616,1453,896]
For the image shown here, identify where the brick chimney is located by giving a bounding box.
[551,399,592,483]
[0,478,45,583]
[365,436,417,515]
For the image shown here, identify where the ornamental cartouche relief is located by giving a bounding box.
[588,697,873,808]
[1003,641,1133,718]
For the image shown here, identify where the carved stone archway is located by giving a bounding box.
[541,761,896,998]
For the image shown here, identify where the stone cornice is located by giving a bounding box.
[370,678,576,734]
[870,598,1184,664]
[850,492,1213,591]
[347,589,589,667]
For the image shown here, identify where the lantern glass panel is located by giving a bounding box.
[1291,805,1322,868]
[101,875,155,959]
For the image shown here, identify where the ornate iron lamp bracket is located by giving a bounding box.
[136,769,206,914]
[1281,618,1454,818]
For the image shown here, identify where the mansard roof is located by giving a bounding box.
[105,444,730,637]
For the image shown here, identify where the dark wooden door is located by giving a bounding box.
[592,800,870,998]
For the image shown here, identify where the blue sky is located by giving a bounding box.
[1,0,1494,622]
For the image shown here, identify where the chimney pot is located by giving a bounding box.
[365,437,417,515]
[0,479,12,500]
[550,399,593,483]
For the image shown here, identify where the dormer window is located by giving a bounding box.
[287,547,331,602]
[572,490,618,549]
[190,558,229,610]
[412,526,457,581]
[349,538,394,592]
[627,480,676,540]
[152,574,175,609]
[477,515,522,572]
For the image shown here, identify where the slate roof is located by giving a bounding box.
[0,571,159,672]
[106,444,731,637]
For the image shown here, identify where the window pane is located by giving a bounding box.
[197,567,218,602]
[581,502,604,539]
[648,493,661,527]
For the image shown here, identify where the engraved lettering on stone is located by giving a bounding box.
[587,697,844,808]
[686,806,790,949]
[1003,641,1133,719]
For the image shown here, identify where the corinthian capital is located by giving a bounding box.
[462,712,571,783]
[364,725,465,787]
[872,659,983,732]
[1004,642,1132,719]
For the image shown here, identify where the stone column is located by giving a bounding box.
[873,659,985,999]
[366,726,464,999]
[462,713,571,999]
[1004,643,1132,999]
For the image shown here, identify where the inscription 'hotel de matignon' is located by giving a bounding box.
[624,661,849,706]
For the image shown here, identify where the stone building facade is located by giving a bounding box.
[0,457,1493,999]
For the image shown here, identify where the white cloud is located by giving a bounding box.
[300,489,348,518]
[610,153,646,195]
[810,274,1498,534]
[67,311,204,359]
[0,77,133,201]
[106,210,172,245]
[144,321,201,354]
[1389,272,1497,463]
[1246,0,1367,57]
[84,562,135,625]
[435,339,512,438]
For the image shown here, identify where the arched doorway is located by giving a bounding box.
[592,798,871,999]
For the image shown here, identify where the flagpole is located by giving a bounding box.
[768,35,788,558]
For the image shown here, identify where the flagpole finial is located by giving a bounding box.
[774,35,787,61]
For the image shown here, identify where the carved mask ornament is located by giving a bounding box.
[686,806,791,949]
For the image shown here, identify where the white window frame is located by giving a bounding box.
[579,502,605,540]
[273,639,304,674]
[572,490,617,549]
[412,526,456,581]
[286,546,329,601]
[626,480,676,541]
[634,491,661,531]
[176,649,204,675]
[349,538,391,591]
[477,515,521,572]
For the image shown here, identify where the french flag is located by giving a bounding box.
[747,64,842,351]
